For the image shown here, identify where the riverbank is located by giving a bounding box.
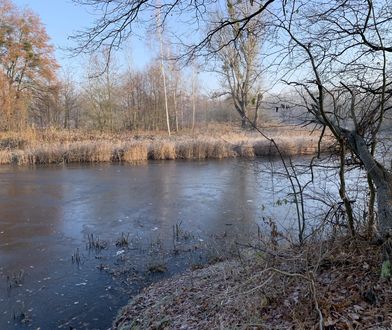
[0,124,330,165]
[113,238,392,329]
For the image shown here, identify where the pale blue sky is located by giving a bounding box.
[13,0,155,75]
[10,0,233,92]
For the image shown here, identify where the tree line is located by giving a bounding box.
[0,0,266,132]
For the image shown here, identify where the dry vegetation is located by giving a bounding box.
[0,124,329,165]
[114,238,392,330]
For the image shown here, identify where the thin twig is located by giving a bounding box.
[240,274,274,296]
[267,268,324,330]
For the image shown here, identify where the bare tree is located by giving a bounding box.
[82,50,119,131]
[266,1,392,258]
[209,0,264,128]
[191,63,197,132]
[59,69,80,129]
[30,81,61,128]
[118,60,188,131]
[167,55,182,131]
[156,4,171,135]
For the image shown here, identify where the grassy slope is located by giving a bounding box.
[114,239,391,329]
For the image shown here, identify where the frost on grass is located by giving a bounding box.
[114,239,392,330]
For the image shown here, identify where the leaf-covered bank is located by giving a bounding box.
[114,239,392,329]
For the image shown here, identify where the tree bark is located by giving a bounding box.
[241,115,247,128]
[343,129,392,239]
[367,174,376,239]
[253,92,262,128]
[338,140,355,237]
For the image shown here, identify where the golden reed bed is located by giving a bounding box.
[0,125,329,165]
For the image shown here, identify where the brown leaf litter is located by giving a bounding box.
[113,239,392,329]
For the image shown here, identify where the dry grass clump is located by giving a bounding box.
[191,140,210,159]
[18,141,117,164]
[175,139,212,159]
[148,141,176,160]
[253,140,280,156]
[28,144,68,164]
[237,144,255,158]
[13,151,30,165]
[0,150,30,165]
[253,136,320,157]
[64,143,92,163]
[208,140,235,159]
[122,142,149,162]
[0,128,36,148]
[0,150,12,164]
[0,137,28,150]
[90,142,113,162]
[175,140,194,159]
[174,139,235,159]
[65,142,114,163]
[276,137,318,156]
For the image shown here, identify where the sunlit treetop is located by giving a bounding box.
[0,0,58,92]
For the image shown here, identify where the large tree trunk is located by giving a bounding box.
[343,130,392,276]
[343,129,392,239]
[253,92,263,128]
[233,97,248,129]
[238,105,248,129]
[241,115,247,128]
[376,175,392,237]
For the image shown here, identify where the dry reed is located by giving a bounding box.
[0,126,329,165]
[148,142,176,160]
[122,142,149,162]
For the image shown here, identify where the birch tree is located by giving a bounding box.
[156,5,171,135]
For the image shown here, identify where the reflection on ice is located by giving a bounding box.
[0,158,366,329]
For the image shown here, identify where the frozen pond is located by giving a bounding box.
[0,158,366,329]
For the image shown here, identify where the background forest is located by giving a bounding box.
[0,0,277,133]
